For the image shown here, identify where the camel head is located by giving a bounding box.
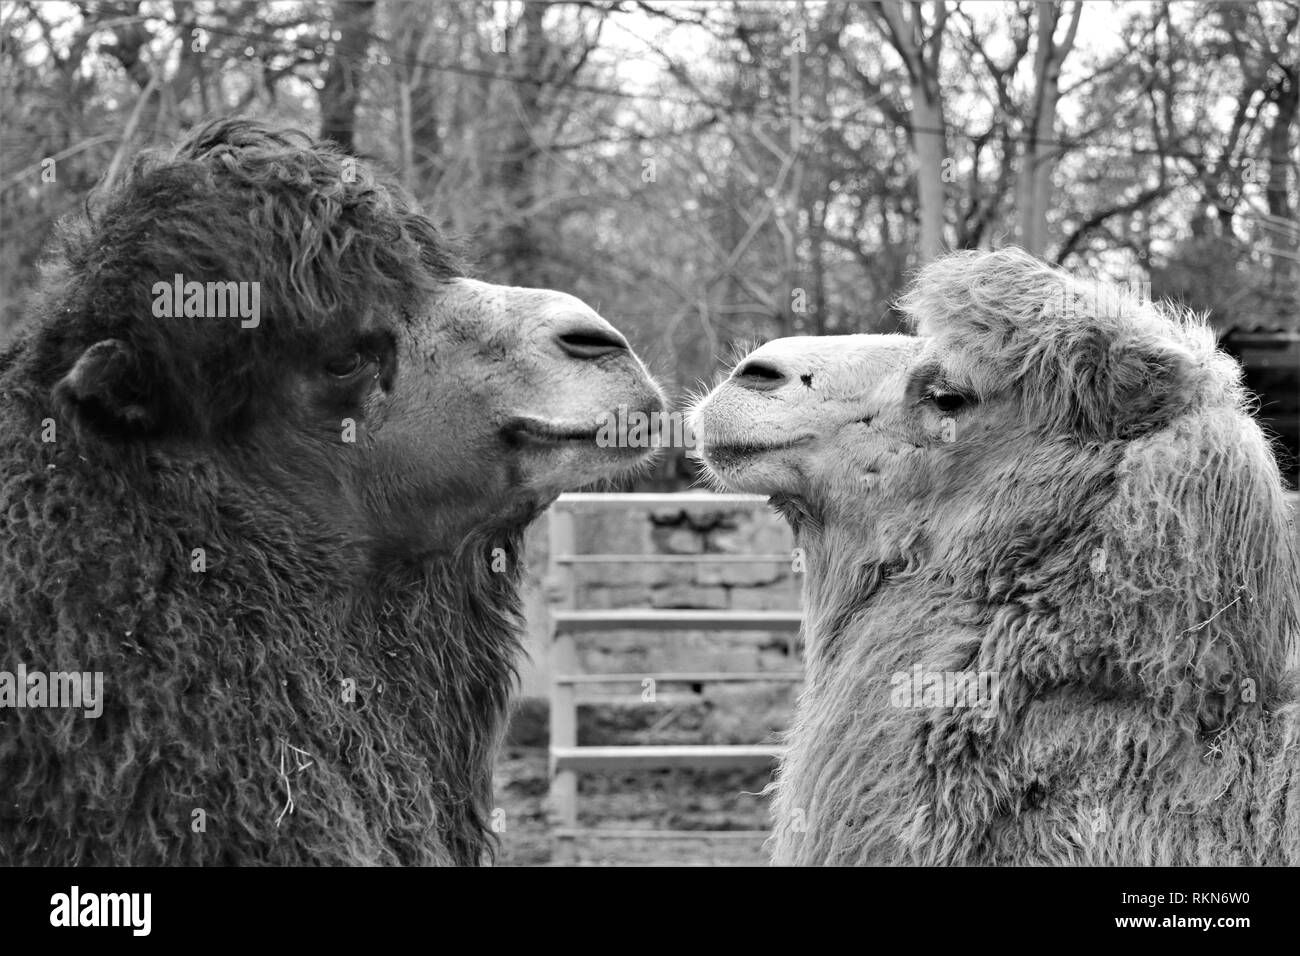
[689,329,926,513]
[694,246,1297,733]
[44,119,664,559]
[692,248,1241,534]
[329,275,665,553]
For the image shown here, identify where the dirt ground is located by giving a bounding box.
[492,700,780,866]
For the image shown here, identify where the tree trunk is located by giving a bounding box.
[319,0,376,153]
[872,1,950,263]
[397,78,414,190]
[1265,63,1298,292]
[912,91,946,261]
[497,2,547,286]
[1016,1,1080,256]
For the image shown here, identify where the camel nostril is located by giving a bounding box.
[733,359,788,390]
[556,327,629,360]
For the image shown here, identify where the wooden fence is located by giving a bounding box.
[544,492,797,861]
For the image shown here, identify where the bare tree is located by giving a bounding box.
[869,0,949,262]
[1259,4,1299,292]
[319,0,376,152]
[1014,1,1081,255]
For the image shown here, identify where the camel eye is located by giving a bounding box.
[325,352,369,378]
[930,390,968,413]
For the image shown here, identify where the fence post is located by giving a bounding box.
[546,500,578,863]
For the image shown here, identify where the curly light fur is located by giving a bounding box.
[694,247,1300,865]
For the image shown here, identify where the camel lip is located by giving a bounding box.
[503,414,656,454]
[703,435,814,463]
[503,416,601,445]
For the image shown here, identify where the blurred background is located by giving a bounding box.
[2,1,1297,864]
[2,0,1297,486]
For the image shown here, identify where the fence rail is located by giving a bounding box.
[550,608,802,632]
[552,744,785,772]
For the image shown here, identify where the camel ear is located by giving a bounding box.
[1077,334,1196,441]
[54,339,162,437]
[1112,337,1196,439]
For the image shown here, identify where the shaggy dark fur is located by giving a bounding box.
[0,121,536,864]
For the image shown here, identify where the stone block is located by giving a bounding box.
[650,584,729,609]
[654,527,705,554]
[727,583,801,611]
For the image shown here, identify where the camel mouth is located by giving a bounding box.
[503,417,602,445]
[703,435,813,468]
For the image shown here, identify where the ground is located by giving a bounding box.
[493,699,782,866]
